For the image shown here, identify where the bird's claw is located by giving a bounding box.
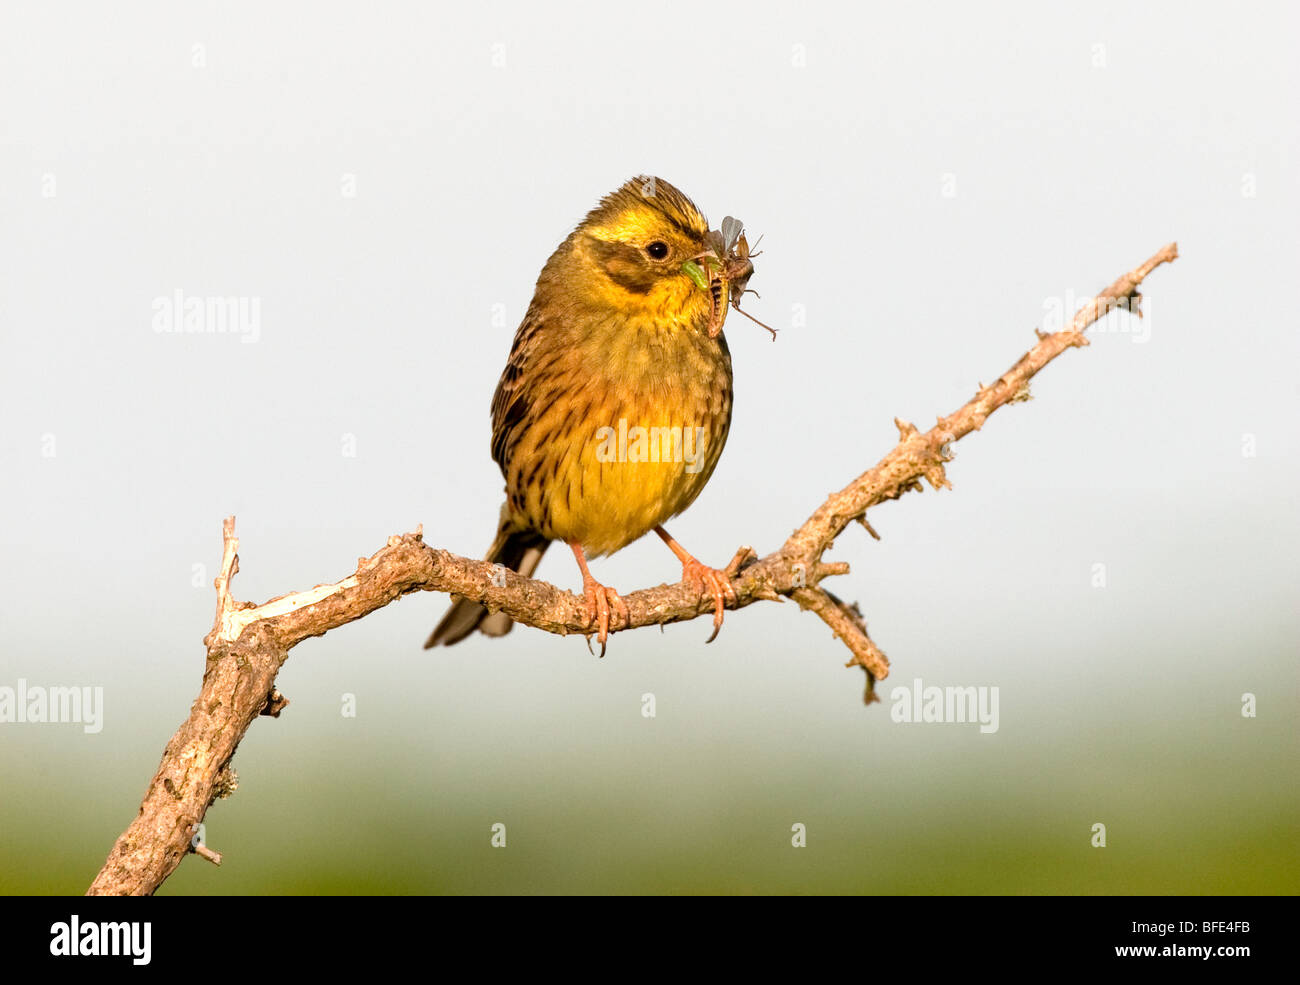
[680,559,737,643]
[580,579,628,657]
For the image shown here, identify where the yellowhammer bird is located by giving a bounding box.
[426,175,758,653]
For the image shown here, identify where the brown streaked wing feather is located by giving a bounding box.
[490,306,547,476]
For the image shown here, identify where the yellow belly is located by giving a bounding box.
[503,318,732,556]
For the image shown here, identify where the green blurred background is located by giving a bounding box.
[2,1,1297,894]
[3,597,1297,894]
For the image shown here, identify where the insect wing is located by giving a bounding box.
[719,216,744,255]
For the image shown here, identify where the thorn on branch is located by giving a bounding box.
[192,842,223,867]
[895,417,919,440]
[725,545,758,577]
[259,689,289,718]
[922,463,951,491]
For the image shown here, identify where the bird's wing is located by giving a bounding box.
[490,304,547,477]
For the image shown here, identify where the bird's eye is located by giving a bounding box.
[645,241,670,260]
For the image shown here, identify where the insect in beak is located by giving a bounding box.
[681,257,711,291]
[683,217,776,340]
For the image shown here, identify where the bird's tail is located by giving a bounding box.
[424,508,548,648]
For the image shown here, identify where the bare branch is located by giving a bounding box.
[86,243,1177,895]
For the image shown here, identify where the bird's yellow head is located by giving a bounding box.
[543,175,755,338]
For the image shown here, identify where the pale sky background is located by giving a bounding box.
[1,1,1297,894]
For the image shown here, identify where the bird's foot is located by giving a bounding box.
[678,558,738,644]
[579,576,628,658]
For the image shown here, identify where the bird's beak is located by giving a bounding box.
[683,242,727,288]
